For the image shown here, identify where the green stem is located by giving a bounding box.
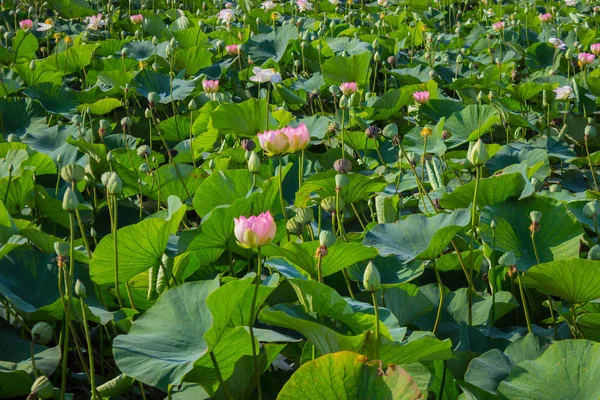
[80,300,99,399]
[60,213,76,400]
[371,291,380,360]
[316,255,323,283]
[517,273,532,334]
[468,166,481,326]
[432,259,444,334]
[30,340,39,378]
[111,194,124,308]
[210,351,235,400]
[278,157,290,241]
[248,247,263,400]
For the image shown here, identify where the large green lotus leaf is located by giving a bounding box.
[498,340,600,400]
[521,259,600,303]
[443,105,501,148]
[0,70,21,97]
[503,82,553,102]
[0,98,46,137]
[0,168,35,214]
[464,349,513,396]
[487,146,550,183]
[43,44,100,76]
[566,200,600,232]
[211,98,268,138]
[0,201,18,243]
[156,115,192,142]
[175,45,213,76]
[24,82,79,115]
[0,321,61,398]
[47,0,95,17]
[262,240,377,278]
[172,27,210,48]
[440,173,526,210]
[348,257,425,288]
[577,314,600,341]
[383,284,435,326]
[363,209,471,264]
[13,61,63,86]
[322,52,372,86]
[193,169,253,217]
[326,37,371,55]
[90,198,186,285]
[11,31,38,63]
[246,24,298,63]
[133,70,196,104]
[77,98,122,115]
[295,169,387,208]
[444,288,518,327]
[402,120,447,157]
[0,143,56,177]
[479,196,584,271]
[277,351,422,400]
[142,163,204,204]
[113,280,220,391]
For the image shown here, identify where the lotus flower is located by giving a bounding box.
[296,0,313,12]
[591,43,600,55]
[548,37,567,50]
[250,67,282,83]
[226,44,240,55]
[377,0,388,6]
[283,123,310,152]
[217,9,236,25]
[202,79,220,93]
[554,86,574,101]
[257,129,290,155]
[538,13,552,22]
[85,14,106,30]
[578,52,595,65]
[413,91,430,104]
[130,14,144,24]
[19,19,33,30]
[339,82,358,96]
[234,211,277,248]
[262,0,277,10]
[492,21,504,31]
[37,19,54,32]
[565,0,577,6]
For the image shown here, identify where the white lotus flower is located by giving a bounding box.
[250,67,282,83]
[554,86,574,101]
[37,19,54,32]
[261,0,277,10]
[85,14,106,31]
[217,9,236,24]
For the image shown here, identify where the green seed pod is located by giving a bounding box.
[121,116,132,128]
[588,244,600,260]
[467,139,489,166]
[583,200,600,218]
[148,265,158,300]
[498,251,516,266]
[335,173,349,189]
[137,145,152,157]
[60,164,86,184]
[295,208,314,224]
[375,195,396,224]
[363,261,381,292]
[530,211,543,223]
[107,173,122,195]
[319,230,336,247]
[62,187,79,211]
[286,217,304,235]
[148,92,160,105]
[585,124,597,138]
[320,196,343,213]
[382,123,398,139]
[99,119,111,130]
[75,279,87,298]
[248,152,261,173]
[156,255,173,294]
[30,375,54,399]
[54,242,70,257]
[31,322,53,345]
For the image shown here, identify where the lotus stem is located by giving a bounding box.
[278,157,290,241]
[109,194,124,308]
[371,291,380,359]
[248,246,263,400]
[517,273,532,334]
[432,259,444,335]
[60,212,76,400]
[80,299,99,399]
[468,165,481,326]
[210,351,234,400]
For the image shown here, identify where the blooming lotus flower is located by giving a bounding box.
[329,0,339,4]
[37,19,54,32]
[250,67,282,83]
[565,0,576,6]
[19,19,33,30]
[339,82,358,96]
[217,9,236,25]
[413,91,430,104]
[234,211,276,248]
[261,0,277,10]
[226,44,240,55]
[538,13,552,22]
[492,21,504,31]
[377,0,388,5]
[85,14,106,30]
[578,52,595,65]
[554,86,574,101]
[548,37,567,50]
[257,129,290,155]
[296,0,312,12]
[202,79,219,93]
[591,43,600,55]
[283,123,310,152]
[130,14,144,24]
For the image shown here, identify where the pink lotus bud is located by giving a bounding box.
[234,211,276,248]
[225,2,234,7]
[257,129,290,155]
[202,79,220,93]
[283,123,310,152]
[591,43,600,55]
[226,44,240,55]
[339,82,358,96]
[412,91,430,104]
[130,14,144,24]
[492,21,504,31]
[19,19,33,30]
[538,13,552,22]
[578,52,595,65]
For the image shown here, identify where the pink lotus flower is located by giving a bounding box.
[85,14,106,30]
[283,123,310,152]
[492,21,504,31]
[296,0,313,12]
[257,129,290,155]
[538,13,552,22]
[554,86,574,101]
[413,91,430,104]
[339,82,357,96]
[578,52,595,65]
[591,44,600,55]
[202,79,220,93]
[226,44,240,55]
[234,211,276,248]
[19,19,33,30]
[130,14,144,24]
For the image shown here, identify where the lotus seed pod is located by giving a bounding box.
[363,261,381,292]
[319,230,336,247]
[365,125,379,138]
[107,173,123,195]
[499,251,516,266]
[121,116,132,128]
[320,196,338,213]
[75,279,87,298]
[375,195,396,224]
[585,124,597,138]
[188,99,198,111]
[382,123,398,139]
[548,184,561,192]
[583,201,600,218]
[7,134,19,142]
[60,164,85,183]
[295,208,314,224]
[247,151,261,173]
[588,244,600,260]
[99,119,111,129]
[286,217,304,235]
[148,92,160,105]
[467,139,489,166]
[72,115,83,125]
[30,375,54,399]
[530,211,543,223]
[333,158,352,174]
[530,177,542,190]
[31,322,53,345]
[54,242,70,257]
[137,145,151,157]
[62,187,79,211]
[335,173,349,189]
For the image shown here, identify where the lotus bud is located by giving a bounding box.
[62,187,78,211]
[148,92,160,106]
[140,163,151,174]
[339,94,349,109]
[31,322,53,345]
[363,261,381,292]
[583,201,600,218]
[529,210,542,233]
[29,375,54,399]
[335,174,349,190]
[319,230,336,247]
[588,244,600,260]
[61,164,86,183]
[72,115,83,126]
[248,152,261,173]
[382,123,398,139]
[490,219,496,229]
[74,279,87,298]
[208,159,215,170]
[106,151,114,162]
[106,173,122,195]
[467,139,489,166]
[365,125,379,138]
[585,124,597,138]
[99,119,111,130]
[188,99,198,111]
[145,108,152,118]
[121,116,132,129]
